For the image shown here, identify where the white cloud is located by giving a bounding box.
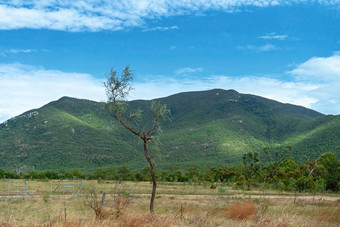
[1,1,339,31]
[0,4,124,32]
[0,49,49,56]
[5,49,37,53]
[259,32,288,40]
[175,67,204,75]
[132,53,340,115]
[287,52,340,114]
[0,63,105,123]
[237,44,277,52]
[142,25,178,32]
[289,53,340,81]
[2,51,340,123]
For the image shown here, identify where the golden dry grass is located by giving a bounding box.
[224,200,257,220]
[123,213,173,227]
[0,180,339,226]
[316,207,340,225]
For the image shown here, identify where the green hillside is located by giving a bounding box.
[0,89,339,172]
[283,115,340,162]
[0,97,143,171]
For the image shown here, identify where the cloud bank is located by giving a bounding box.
[1,0,339,31]
[1,52,340,123]
[289,54,340,81]
[0,63,104,122]
[132,53,340,115]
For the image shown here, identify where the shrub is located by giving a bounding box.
[224,200,257,220]
[236,175,247,190]
[218,187,226,194]
[97,177,102,183]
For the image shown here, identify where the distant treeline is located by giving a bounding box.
[1,151,339,192]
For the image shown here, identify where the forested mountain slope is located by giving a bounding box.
[0,89,338,171]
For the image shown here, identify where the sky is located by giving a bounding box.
[0,0,340,123]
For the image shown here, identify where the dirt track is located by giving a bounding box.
[134,193,340,202]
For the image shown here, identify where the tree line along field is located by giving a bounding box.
[0,180,339,226]
[1,150,339,193]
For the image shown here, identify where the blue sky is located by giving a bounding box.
[0,0,340,122]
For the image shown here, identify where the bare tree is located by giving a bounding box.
[304,154,318,176]
[104,66,170,213]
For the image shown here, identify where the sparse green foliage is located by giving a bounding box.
[104,66,170,213]
[242,152,260,189]
[263,145,292,188]
[318,152,340,190]
[118,166,134,181]
[236,175,247,190]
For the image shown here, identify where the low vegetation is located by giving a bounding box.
[224,200,257,220]
[0,180,339,226]
[1,151,339,193]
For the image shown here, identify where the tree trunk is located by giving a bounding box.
[144,141,156,213]
[150,163,157,213]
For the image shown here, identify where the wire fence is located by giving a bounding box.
[0,180,337,205]
[0,180,28,200]
[55,178,83,196]
[0,179,84,201]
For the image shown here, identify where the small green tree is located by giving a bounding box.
[263,145,291,188]
[318,152,340,191]
[104,66,170,213]
[185,167,200,183]
[104,167,117,180]
[314,178,327,193]
[236,175,247,190]
[118,165,134,181]
[242,152,260,189]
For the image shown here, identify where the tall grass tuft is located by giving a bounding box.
[224,200,257,220]
[124,213,173,227]
[316,207,340,224]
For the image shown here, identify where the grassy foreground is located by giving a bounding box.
[0,180,339,226]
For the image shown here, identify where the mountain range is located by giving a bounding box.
[0,89,339,172]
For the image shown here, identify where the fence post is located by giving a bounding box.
[102,192,106,205]
[256,202,263,223]
[80,179,83,194]
[7,181,10,199]
[187,183,190,200]
[132,182,134,197]
[24,181,28,201]
[50,181,53,199]
[59,179,61,193]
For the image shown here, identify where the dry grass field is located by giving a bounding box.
[0,180,339,226]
